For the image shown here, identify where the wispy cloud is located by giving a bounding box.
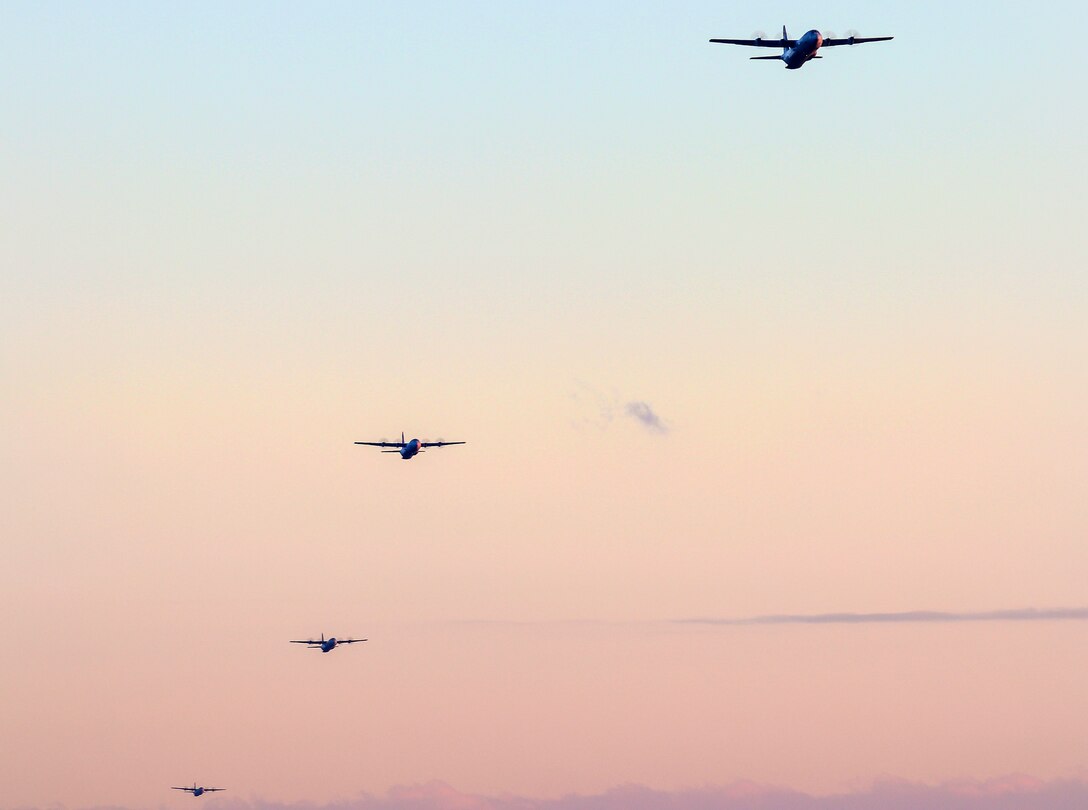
[570,382,669,435]
[675,607,1088,626]
[170,777,1088,810]
[624,401,668,434]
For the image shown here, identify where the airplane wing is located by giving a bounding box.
[820,35,893,46]
[171,787,194,791]
[204,788,225,792]
[289,640,320,645]
[354,441,405,448]
[419,441,466,448]
[709,37,795,47]
[341,638,368,644]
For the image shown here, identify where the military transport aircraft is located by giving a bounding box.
[171,783,224,797]
[290,633,367,653]
[710,26,892,69]
[354,432,466,460]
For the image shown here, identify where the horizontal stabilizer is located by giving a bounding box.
[750,55,783,60]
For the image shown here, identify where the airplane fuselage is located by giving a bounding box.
[400,439,422,459]
[783,29,823,69]
[322,638,337,652]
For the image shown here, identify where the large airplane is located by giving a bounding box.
[171,783,224,797]
[710,26,892,69]
[354,432,465,460]
[290,633,367,653]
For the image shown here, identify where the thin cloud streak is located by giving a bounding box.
[447,608,1088,629]
[676,607,1088,626]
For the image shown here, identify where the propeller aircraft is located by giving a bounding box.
[354,432,465,460]
[710,25,892,69]
[290,633,367,653]
[171,783,224,797]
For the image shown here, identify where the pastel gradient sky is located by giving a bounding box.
[2,1,1087,807]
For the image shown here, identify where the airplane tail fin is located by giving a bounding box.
[401,431,405,444]
[782,24,789,52]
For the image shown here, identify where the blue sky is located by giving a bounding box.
[5,1,1084,359]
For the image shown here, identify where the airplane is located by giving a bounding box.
[171,783,224,797]
[290,632,367,653]
[710,25,892,69]
[354,432,466,460]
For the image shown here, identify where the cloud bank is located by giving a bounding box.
[675,607,1088,626]
[179,778,1088,810]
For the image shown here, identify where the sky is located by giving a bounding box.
[2,1,1087,807]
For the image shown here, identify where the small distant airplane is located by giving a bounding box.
[354,432,466,460]
[171,783,224,797]
[290,633,367,653]
[710,26,892,69]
